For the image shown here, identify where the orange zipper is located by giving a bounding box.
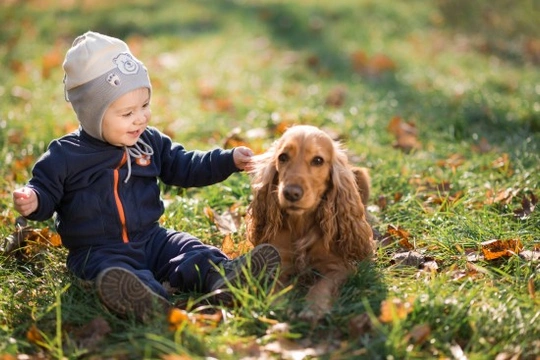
[113,152,129,243]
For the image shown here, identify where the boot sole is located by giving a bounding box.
[96,267,170,321]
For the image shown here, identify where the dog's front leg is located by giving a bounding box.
[298,269,350,323]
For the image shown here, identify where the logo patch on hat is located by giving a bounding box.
[106,73,121,87]
[114,53,139,75]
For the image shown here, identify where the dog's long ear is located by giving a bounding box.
[246,149,282,246]
[318,145,374,263]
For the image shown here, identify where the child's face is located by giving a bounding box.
[102,88,151,146]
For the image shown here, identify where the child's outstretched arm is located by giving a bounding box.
[12,187,39,217]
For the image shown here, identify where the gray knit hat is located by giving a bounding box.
[63,31,151,141]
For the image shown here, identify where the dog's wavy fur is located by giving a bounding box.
[246,125,374,321]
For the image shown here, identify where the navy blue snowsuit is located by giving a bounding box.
[25,126,240,297]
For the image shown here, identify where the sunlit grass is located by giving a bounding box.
[1,0,539,358]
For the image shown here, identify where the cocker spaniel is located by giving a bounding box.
[246,125,375,322]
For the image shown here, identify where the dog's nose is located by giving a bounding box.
[283,184,303,202]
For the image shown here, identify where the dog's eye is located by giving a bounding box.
[311,156,324,166]
[278,153,289,163]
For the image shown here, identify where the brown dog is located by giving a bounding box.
[245,125,374,322]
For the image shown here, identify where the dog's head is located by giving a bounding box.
[269,125,335,214]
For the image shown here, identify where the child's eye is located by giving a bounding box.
[143,102,150,108]
[122,111,133,117]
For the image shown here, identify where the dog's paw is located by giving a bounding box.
[297,303,327,323]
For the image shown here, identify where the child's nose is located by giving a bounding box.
[133,110,147,125]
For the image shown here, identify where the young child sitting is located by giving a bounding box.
[12,31,280,321]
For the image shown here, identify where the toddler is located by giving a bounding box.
[12,31,280,321]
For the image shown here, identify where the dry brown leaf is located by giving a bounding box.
[377,195,388,211]
[41,43,63,79]
[436,153,465,172]
[391,251,425,268]
[368,53,396,74]
[471,137,493,153]
[379,298,414,323]
[351,50,369,72]
[491,153,513,176]
[519,250,540,262]
[197,80,216,100]
[387,116,421,153]
[223,132,251,150]
[221,234,236,258]
[325,85,347,107]
[348,313,373,338]
[407,323,431,345]
[528,276,536,299]
[69,317,111,350]
[26,324,44,345]
[208,209,238,235]
[481,239,523,260]
[524,37,540,64]
[513,192,537,220]
[168,308,222,332]
[0,354,17,360]
[271,118,295,136]
[485,188,518,205]
[351,50,396,76]
[387,224,414,250]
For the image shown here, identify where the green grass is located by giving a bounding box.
[1,0,539,359]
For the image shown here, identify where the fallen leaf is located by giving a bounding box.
[205,208,238,235]
[348,313,373,338]
[168,308,222,332]
[421,260,439,272]
[223,129,252,150]
[481,239,523,260]
[513,192,537,220]
[221,234,237,258]
[528,276,536,299]
[41,42,63,79]
[70,317,111,350]
[391,251,425,268]
[2,217,63,258]
[367,53,396,75]
[491,153,513,176]
[26,324,44,345]
[471,137,493,153]
[377,195,388,211]
[387,116,421,153]
[485,188,518,205]
[407,323,431,345]
[325,85,347,107]
[386,224,414,250]
[519,250,540,262]
[350,50,369,72]
[524,37,540,64]
[379,298,414,323]
[436,153,465,173]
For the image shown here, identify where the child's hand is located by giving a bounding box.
[13,187,38,217]
[233,146,254,171]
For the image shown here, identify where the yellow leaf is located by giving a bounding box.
[221,234,237,258]
[379,298,414,323]
[168,308,190,331]
[481,239,523,260]
[26,324,43,344]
